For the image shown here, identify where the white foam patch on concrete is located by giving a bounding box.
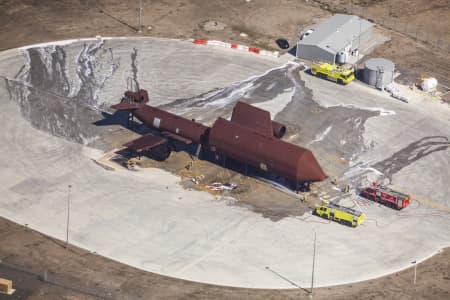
[307,125,332,146]
[201,63,295,109]
[249,62,301,117]
[252,87,294,116]
[326,103,396,116]
[18,37,117,50]
[343,165,384,179]
[265,81,277,91]
[36,47,56,76]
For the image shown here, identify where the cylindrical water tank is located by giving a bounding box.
[336,51,347,64]
[363,58,395,89]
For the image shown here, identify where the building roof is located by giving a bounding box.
[299,14,373,54]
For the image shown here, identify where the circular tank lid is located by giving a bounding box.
[365,58,395,72]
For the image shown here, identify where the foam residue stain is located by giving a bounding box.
[5,41,121,146]
[307,125,332,146]
[159,62,298,125]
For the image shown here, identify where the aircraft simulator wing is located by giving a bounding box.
[123,134,167,153]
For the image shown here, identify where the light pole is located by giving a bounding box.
[311,230,317,297]
[138,0,143,33]
[356,16,362,65]
[65,185,72,249]
[412,260,417,285]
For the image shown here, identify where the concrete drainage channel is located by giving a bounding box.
[0,37,449,288]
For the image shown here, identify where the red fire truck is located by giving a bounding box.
[361,182,411,210]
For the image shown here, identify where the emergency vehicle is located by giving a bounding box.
[314,200,365,227]
[361,182,411,210]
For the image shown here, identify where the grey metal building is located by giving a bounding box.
[297,14,373,63]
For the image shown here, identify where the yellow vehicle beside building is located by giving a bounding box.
[314,200,365,227]
[310,62,355,85]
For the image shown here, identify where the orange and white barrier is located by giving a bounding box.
[192,39,279,58]
[193,39,208,45]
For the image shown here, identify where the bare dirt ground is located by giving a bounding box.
[127,150,316,221]
[1,0,450,299]
[96,126,318,221]
[1,0,449,89]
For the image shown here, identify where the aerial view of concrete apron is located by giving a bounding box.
[0,34,448,289]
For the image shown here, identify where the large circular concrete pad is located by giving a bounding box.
[0,37,449,288]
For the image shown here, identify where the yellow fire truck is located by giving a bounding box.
[314,200,365,227]
[310,62,355,85]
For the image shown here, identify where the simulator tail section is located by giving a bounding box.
[231,101,287,139]
[111,89,149,110]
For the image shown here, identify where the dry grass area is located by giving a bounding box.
[1,0,448,87]
[0,216,449,300]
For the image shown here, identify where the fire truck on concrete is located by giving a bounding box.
[314,200,365,227]
[361,182,411,210]
[310,62,355,85]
